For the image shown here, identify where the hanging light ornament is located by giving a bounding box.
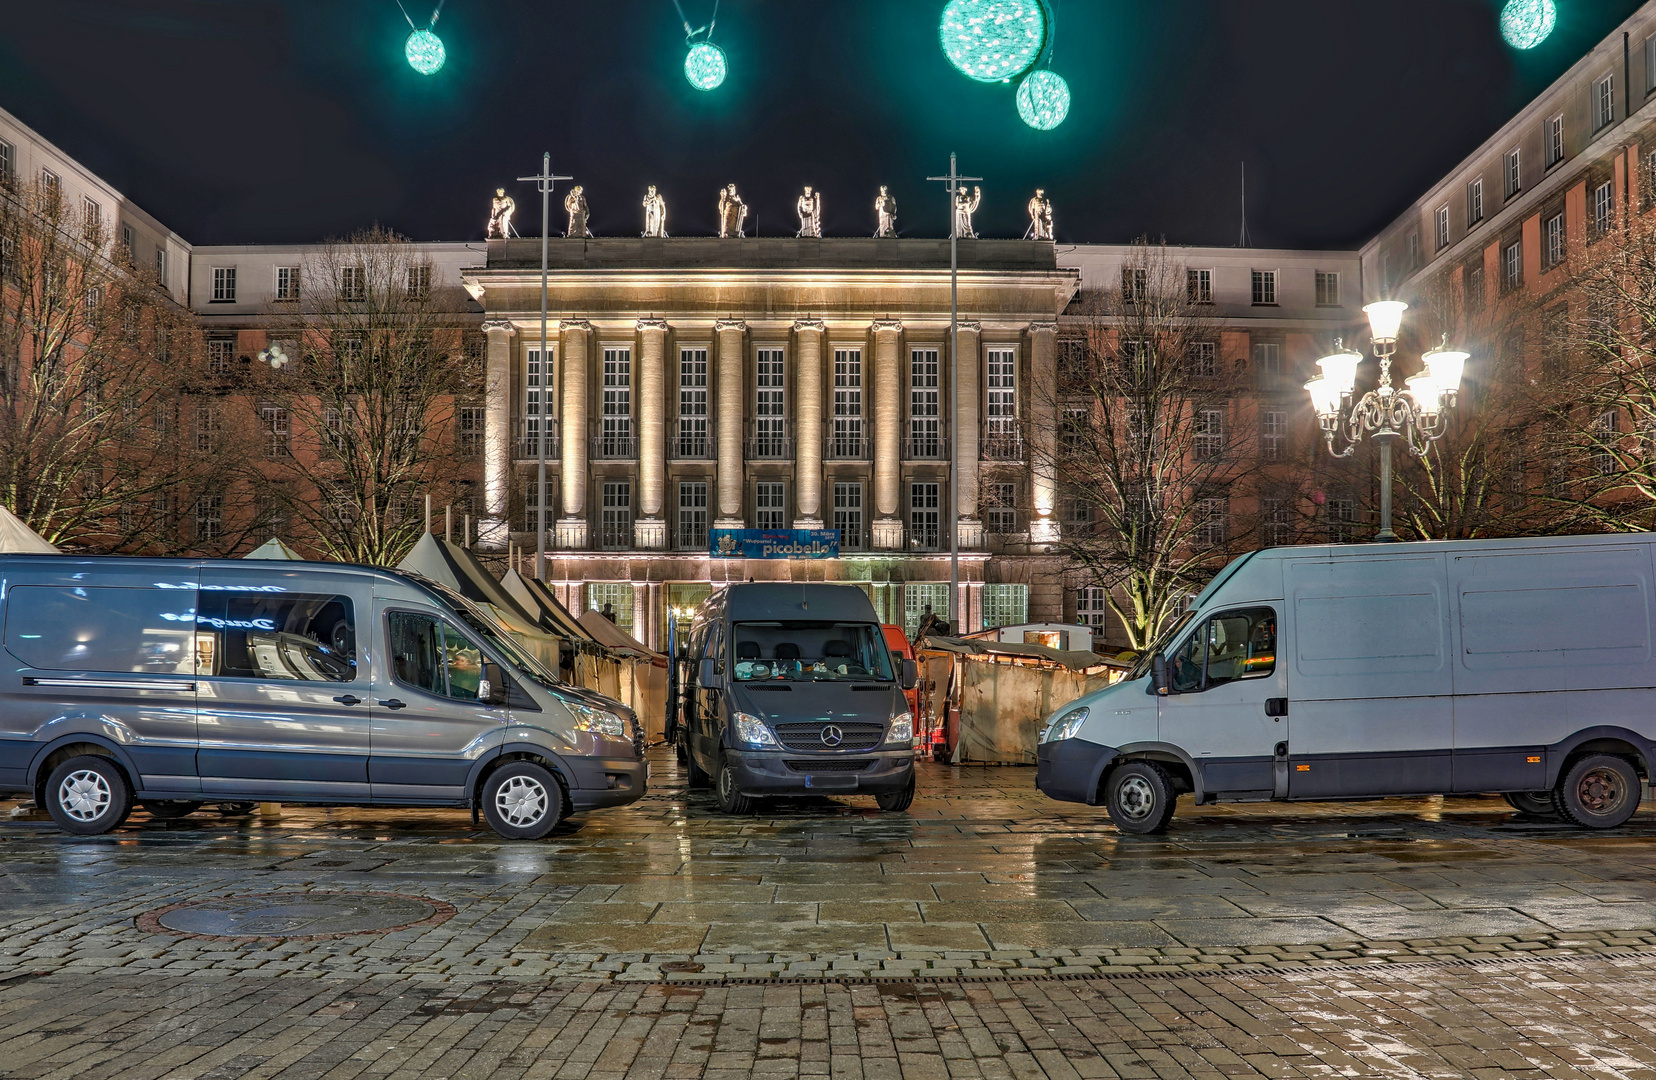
[1500,0,1556,50]
[397,0,448,74]
[939,0,1048,84]
[1017,69,1070,129]
[676,0,726,90]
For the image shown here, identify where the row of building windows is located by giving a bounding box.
[1150,268,1342,307]
[209,264,432,304]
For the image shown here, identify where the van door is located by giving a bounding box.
[370,606,509,801]
[193,568,371,800]
[1157,607,1285,797]
[692,619,725,770]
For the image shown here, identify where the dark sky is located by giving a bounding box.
[0,0,1644,248]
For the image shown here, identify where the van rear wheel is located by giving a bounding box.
[714,757,756,815]
[1503,791,1557,817]
[45,755,133,836]
[1554,754,1641,829]
[1104,761,1177,835]
[481,761,565,840]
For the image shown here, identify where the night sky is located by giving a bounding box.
[0,0,1644,249]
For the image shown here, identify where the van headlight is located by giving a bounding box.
[1042,706,1089,743]
[571,703,628,738]
[734,712,779,748]
[884,711,913,746]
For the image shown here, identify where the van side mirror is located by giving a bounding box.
[900,658,918,691]
[479,662,508,706]
[1151,655,1172,696]
[698,657,718,687]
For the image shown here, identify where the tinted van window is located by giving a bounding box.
[388,612,487,702]
[195,592,357,683]
[3,585,196,674]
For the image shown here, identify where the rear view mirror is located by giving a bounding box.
[1151,654,1172,695]
[698,657,718,687]
[480,662,508,706]
[900,658,918,691]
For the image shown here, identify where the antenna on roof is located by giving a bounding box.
[1238,162,1252,248]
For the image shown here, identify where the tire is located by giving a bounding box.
[480,761,565,840]
[682,729,710,788]
[142,800,204,820]
[1104,760,1177,835]
[45,755,134,835]
[215,802,258,816]
[1503,791,1557,817]
[875,773,916,813]
[714,756,756,815]
[1554,754,1641,829]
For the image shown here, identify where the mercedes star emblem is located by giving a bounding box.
[821,725,844,748]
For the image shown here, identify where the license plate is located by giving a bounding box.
[803,774,857,790]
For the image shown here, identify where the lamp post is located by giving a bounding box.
[1304,301,1470,542]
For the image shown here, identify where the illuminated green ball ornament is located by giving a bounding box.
[939,0,1048,84]
[1500,0,1556,49]
[684,41,727,90]
[405,28,446,75]
[1017,69,1069,130]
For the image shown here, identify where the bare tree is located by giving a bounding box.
[1036,240,1265,651]
[0,178,254,551]
[246,227,476,565]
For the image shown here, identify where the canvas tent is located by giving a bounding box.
[0,506,58,554]
[396,534,563,669]
[575,611,668,740]
[502,569,595,644]
[244,537,303,560]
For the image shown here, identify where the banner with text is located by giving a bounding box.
[711,529,840,559]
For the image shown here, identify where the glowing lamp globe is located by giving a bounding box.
[1305,376,1342,420]
[684,42,727,90]
[939,0,1048,84]
[404,28,446,75]
[1016,69,1070,130]
[1500,0,1556,50]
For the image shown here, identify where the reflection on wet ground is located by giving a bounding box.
[5,745,1656,979]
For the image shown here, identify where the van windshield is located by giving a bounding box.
[730,622,895,683]
[419,582,562,688]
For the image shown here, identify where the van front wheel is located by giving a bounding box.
[46,755,133,835]
[481,761,566,840]
[715,758,756,815]
[1554,754,1641,829]
[1104,761,1177,835]
[875,773,916,813]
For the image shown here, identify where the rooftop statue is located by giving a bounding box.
[874,186,897,238]
[1028,188,1054,241]
[642,185,668,238]
[796,186,822,238]
[718,184,748,238]
[564,185,592,238]
[486,187,517,239]
[953,184,981,240]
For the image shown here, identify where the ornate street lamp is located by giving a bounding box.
[1304,301,1470,542]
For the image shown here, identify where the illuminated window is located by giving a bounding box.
[982,584,1029,630]
[909,482,940,551]
[600,481,632,550]
[524,346,553,457]
[833,482,864,550]
[1076,587,1108,632]
[586,582,635,636]
[600,347,632,456]
[831,348,863,457]
[984,348,1018,457]
[753,347,787,457]
[678,348,710,457]
[909,348,940,457]
[903,583,950,638]
[985,481,1018,534]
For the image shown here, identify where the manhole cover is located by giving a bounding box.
[137,892,454,940]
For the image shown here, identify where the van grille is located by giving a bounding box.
[785,759,872,773]
[772,722,884,752]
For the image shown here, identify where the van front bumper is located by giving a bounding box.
[564,755,648,811]
[726,748,913,795]
[1036,738,1117,804]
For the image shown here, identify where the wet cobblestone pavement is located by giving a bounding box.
[4,746,1656,1076]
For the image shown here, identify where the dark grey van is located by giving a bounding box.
[0,555,645,838]
[674,583,918,813]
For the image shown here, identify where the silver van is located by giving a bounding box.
[673,583,919,813]
[0,555,646,838]
[1037,533,1656,832]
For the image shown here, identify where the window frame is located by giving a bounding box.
[1467,177,1484,226]
[1250,269,1277,306]
[1315,270,1342,307]
[1594,72,1616,132]
[1503,147,1521,199]
[1546,113,1565,169]
[211,266,237,304]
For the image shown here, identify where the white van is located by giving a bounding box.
[1037,533,1656,832]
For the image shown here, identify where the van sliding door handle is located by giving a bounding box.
[333,694,362,706]
[1265,698,1288,717]
[378,698,407,710]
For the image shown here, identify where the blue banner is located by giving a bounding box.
[711,529,840,559]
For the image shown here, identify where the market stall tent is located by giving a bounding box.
[0,506,58,553]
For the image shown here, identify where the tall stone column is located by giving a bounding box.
[1028,321,1061,547]
[635,318,669,549]
[871,320,905,550]
[557,320,591,549]
[793,319,826,528]
[714,319,747,529]
[954,321,983,550]
[480,320,516,549]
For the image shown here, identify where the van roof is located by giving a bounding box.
[0,553,419,589]
[707,582,880,623]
